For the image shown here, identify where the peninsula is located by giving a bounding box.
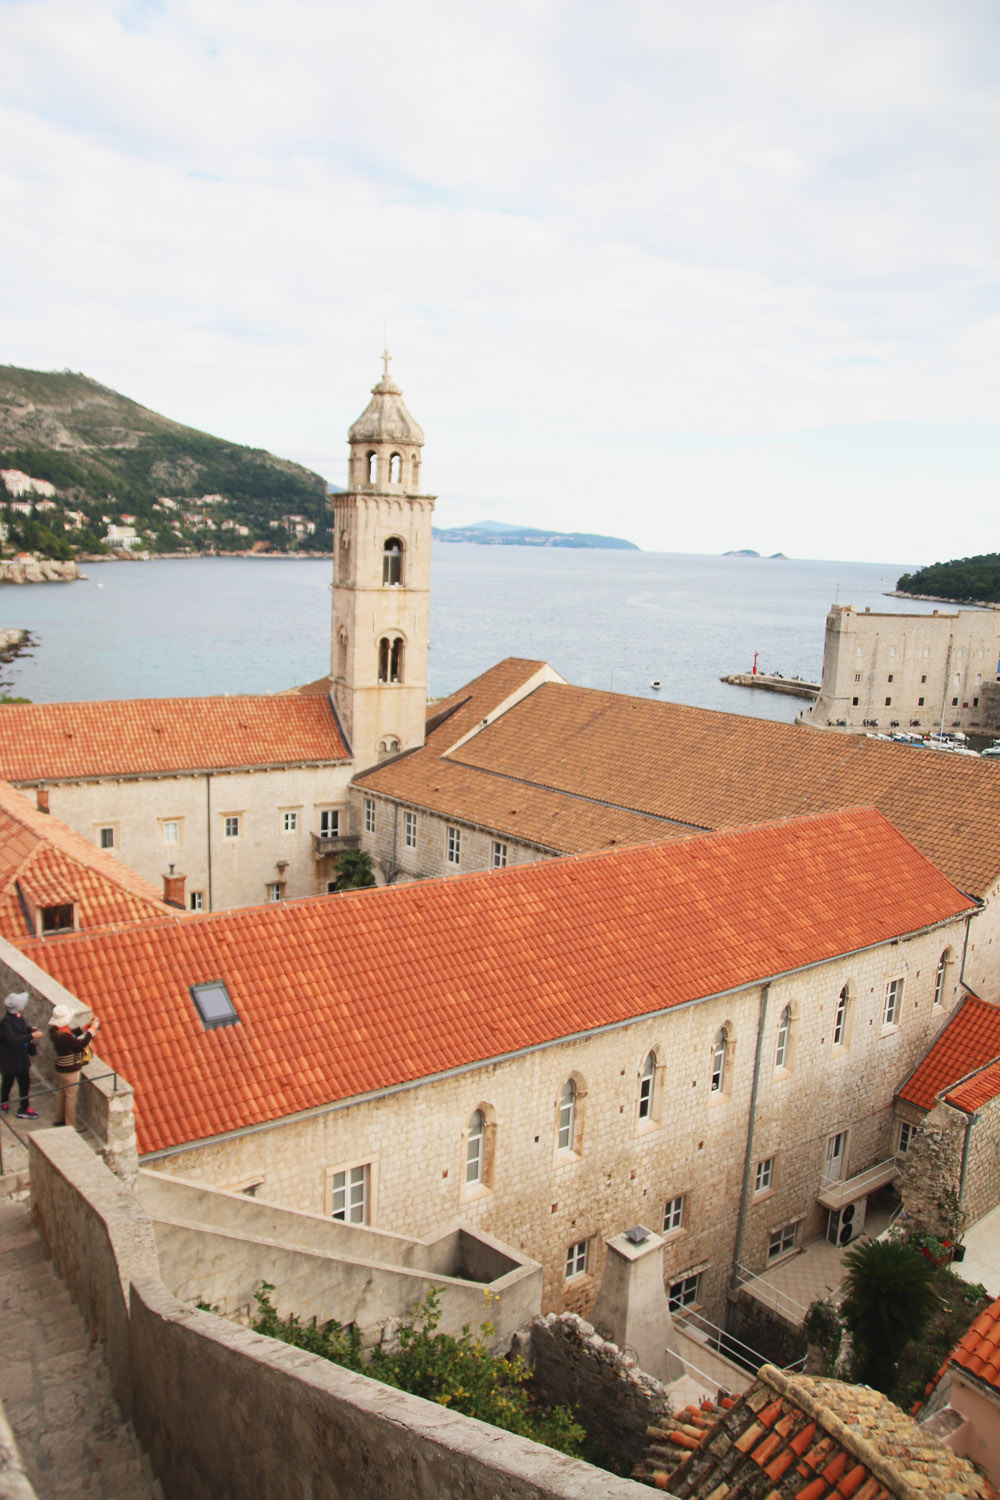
[432,520,638,550]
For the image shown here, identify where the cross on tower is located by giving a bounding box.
[382,348,392,380]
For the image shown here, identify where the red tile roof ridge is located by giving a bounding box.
[946,1055,1000,1112]
[896,996,1000,1112]
[950,1294,1000,1394]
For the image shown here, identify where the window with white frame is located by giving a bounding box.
[403,810,417,848]
[446,825,461,866]
[774,1006,791,1069]
[161,819,180,845]
[883,977,903,1026]
[896,1120,915,1155]
[565,1239,589,1280]
[364,798,375,834]
[319,808,340,838]
[331,1164,369,1223]
[466,1109,485,1185]
[833,986,849,1047]
[638,1051,657,1121]
[933,953,948,1008]
[557,1079,576,1152]
[189,891,204,911]
[768,1223,797,1261]
[223,815,240,839]
[282,810,298,834]
[754,1157,774,1194]
[711,1029,728,1093]
[668,1273,701,1312]
[266,882,283,903]
[663,1195,684,1233]
[491,840,508,869]
[824,1130,847,1182]
[98,826,115,850]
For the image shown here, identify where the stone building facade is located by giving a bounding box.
[800,603,1000,736]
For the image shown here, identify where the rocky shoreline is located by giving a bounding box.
[0,559,80,584]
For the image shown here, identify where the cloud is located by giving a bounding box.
[2,0,999,561]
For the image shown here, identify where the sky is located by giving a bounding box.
[2,0,999,563]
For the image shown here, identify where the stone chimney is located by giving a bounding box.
[163,866,187,908]
[589,1226,683,1384]
[36,786,49,814]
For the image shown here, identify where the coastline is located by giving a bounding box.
[885,589,1000,612]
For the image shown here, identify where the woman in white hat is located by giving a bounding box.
[0,993,42,1119]
[48,1004,100,1128]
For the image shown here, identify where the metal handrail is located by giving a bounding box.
[734,1261,811,1321]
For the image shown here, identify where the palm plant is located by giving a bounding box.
[331,850,377,891]
[840,1238,937,1393]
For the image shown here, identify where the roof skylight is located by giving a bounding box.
[189,980,238,1030]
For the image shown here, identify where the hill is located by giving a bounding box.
[433,520,638,550]
[897,554,1000,605]
[0,365,331,555]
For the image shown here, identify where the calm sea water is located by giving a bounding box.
[0,548,942,723]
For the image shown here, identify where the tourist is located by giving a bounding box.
[49,1004,100,1128]
[0,992,42,1119]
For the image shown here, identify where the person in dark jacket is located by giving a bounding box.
[0,992,42,1119]
[49,1003,100,1128]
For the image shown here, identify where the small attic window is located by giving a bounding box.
[190,980,239,1030]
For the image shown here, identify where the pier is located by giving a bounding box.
[721,672,819,701]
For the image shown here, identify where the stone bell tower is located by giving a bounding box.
[330,353,435,770]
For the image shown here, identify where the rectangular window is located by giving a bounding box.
[856,646,863,656]
[889,647,897,658]
[897,1120,914,1155]
[884,697,892,707]
[668,1273,701,1312]
[446,825,461,866]
[565,1239,589,1280]
[266,882,283,902]
[663,1195,684,1233]
[923,649,930,659]
[854,673,862,683]
[952,697,959,707]
[491,840,508,869]
[974,697,980,707]
[98,826,115,849]
[364,798,375,835]
[887,674,894,683]
[162,820,180,845]
[282,810,298,834]
[852,697,859,706]
[403,810,417,848]
[754,1157,774,1194]
[884,977,903,1026]
[189,891,204,911]
[319,809,340,837]
[918,697,925,707]
[224,815,240,839]
[825,1131,847,1181]
[332,1164,368,1224]
[921,674,928,683]
[768,1223,797,1261]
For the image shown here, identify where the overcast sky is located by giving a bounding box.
[3,0,999,562]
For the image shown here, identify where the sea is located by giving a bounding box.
[0,548,947,722]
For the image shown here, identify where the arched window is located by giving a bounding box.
[711,1029,727,1094]
[833,986,848,1047]
[378,637,390,683]
[934,952,949,1008]
[557,1079,576,1151]
[389,452,402,484]
[377,737,399,761]
[774,1006,791,1069]
[390,636,403,683]
[466,1109,484,1184]
[367,450,377,485]
[638,1051,657,1121]
[382,537,403,585]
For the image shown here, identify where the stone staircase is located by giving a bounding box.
[0,1199,161,1499]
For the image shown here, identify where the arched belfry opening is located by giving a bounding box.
[330,351,436,772]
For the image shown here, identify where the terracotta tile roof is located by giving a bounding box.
[17,807,974,1156]
[949,1295,1000,1396]
[357,672,1000,897]
[0,781,178,939]
[0,695,348,781]
[635,1365,997,1497]
[896,996,1000,1113]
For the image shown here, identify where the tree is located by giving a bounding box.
[840,1238,937,1393]
[331,850,377,891]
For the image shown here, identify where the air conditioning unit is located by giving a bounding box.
[826,1198,866,1247]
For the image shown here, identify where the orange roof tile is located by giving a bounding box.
[0,695,348,780]
[0,780,178,940]
[635,1365,996,1497]
[949,1295,1000,1394]
[358,672,1000,897]
[18,807,974,1156]
[896,996,1000,1112]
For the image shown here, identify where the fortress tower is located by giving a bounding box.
[330,354,435,769]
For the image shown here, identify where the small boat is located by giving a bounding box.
[650,680,661,690]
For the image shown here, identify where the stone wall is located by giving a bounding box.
[354,784,555,883]
[518,1313,673,1472]
[899,1092,1000,1236]
[729,1290,806,1371]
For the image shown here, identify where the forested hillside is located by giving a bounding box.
[897,554,1000,604]
[0,365,331,555]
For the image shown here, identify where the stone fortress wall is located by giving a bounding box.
[800,603,1000,736]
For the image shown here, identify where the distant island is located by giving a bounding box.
[723,549,788,560]
[897,553,1000,605]
[433,520,638,550]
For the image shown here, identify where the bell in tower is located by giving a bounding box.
[330,354,436,770]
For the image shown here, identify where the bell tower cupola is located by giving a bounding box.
[330,354,435,771]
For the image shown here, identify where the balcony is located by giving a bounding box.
[817,1157,898,1211]
[311,832,360,858]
